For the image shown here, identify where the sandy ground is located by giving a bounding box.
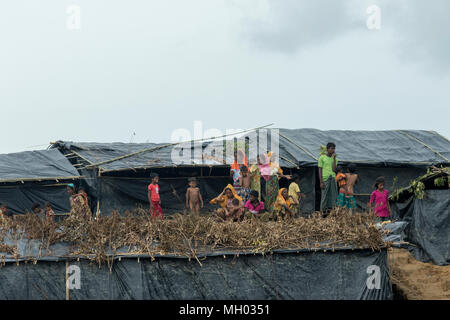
[388,248,450,300]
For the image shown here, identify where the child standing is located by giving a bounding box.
[335,166,347,208]
[238,165,252,203]
[186,177,203,214]
[288,175,305,216]
[369,176,391,221]
[230,168,241,196]
[344,164,358,210]
[45,202,55,222]
[148,173,163,219]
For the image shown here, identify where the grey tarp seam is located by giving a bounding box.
[397,130,449,162]
[279,132,318,161]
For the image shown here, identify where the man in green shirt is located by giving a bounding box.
[318,142,338,214]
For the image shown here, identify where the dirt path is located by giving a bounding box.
[388,248,450,300]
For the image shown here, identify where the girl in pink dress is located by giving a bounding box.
[369,177,391,221]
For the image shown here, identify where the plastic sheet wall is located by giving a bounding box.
[0,184,72,215]
[0,249,392,300]
[392,189,450,266]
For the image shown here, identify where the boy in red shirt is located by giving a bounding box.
[148,173,163,219]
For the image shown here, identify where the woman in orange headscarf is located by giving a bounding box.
[210,184,244,221]
[272,188,295,220]
[265,152,291,213]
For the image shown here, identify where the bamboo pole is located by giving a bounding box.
[96,169,101,219]
[396,130,449,162]
[279,132,318,161]
[0,176,81,184]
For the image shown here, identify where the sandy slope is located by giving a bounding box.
[388,248,450,300]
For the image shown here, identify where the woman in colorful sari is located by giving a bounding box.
[272,188,295,220]
[249,154,268,201]
[265,152,291,213]
[210,184,244,221]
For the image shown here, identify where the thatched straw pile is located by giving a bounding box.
[0,208,387,267]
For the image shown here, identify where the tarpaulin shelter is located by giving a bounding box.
[277,129,450,212]
[51,128,450,216]
[390,167,450,266]
[0,239,393,300]
[0,149,81,215]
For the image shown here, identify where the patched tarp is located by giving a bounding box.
[391,189,450,266]
[0,149,80,182]
[0,249,392,300]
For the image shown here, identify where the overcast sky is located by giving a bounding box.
[1,0,449,154]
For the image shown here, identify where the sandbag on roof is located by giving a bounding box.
[0,149,80,182]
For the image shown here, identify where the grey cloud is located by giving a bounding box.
[386,0,450,72]
[240,0,357,53]
[240,0,450,71]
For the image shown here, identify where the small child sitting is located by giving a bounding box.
[226,198,244,222]
[244,190,265,217]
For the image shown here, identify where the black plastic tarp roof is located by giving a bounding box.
[52,139,298,171]
[278,129,450,166]
[0,149,80,183]
[52,129,450,172]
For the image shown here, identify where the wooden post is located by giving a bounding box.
[65,261,70,301]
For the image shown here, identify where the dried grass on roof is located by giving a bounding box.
[0,207,387,268]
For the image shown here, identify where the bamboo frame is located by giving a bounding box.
[70,150,96,166]
[0,176,81,184]
[96,169,101,219]
[279,132,319,161]
[396,130,449,162]
[429,130,450,143]
[98,164,228,174]
[98,175,232,180]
